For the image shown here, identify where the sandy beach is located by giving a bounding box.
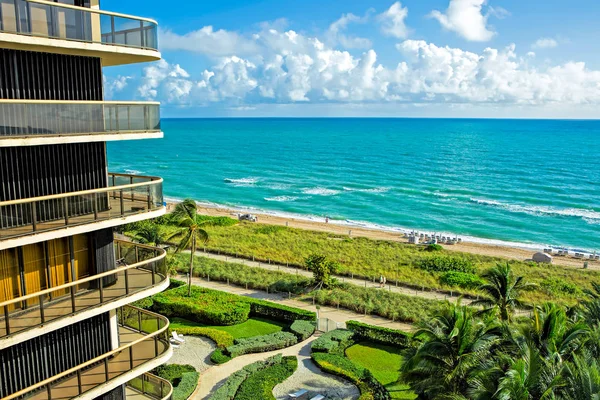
[165,202,599,271]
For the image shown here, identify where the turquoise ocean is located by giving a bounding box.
[107,118,600,253]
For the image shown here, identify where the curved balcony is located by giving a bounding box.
[0,100,162,147]
[0,172,165,250]
[0,240,168,348]
[126,373,173,400]
[0,0,160,66]
[3,306,172,400]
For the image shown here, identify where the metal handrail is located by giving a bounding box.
[0,240,165,310]
[3,306,170,400]
[26,0,158,24]
[0,174,162,207]
[127,373,174,400]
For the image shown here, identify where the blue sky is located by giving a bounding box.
[103,0,600,118]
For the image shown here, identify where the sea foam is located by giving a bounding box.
[343,186,390,194]
[224,177,259,186]
[470,197,600,222]
[264,196,299,202]
[302,187,340,196]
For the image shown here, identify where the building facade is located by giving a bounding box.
[0,1,172,399]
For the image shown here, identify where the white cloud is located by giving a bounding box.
[378,2,410,39]
[429,0,496,42]
[103,75,131,98]
[159,26,259,56]
[532,37,558,49]
[326,13,372,49]
[139,24,600,112]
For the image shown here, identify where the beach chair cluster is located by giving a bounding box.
[408,232,463,246]
[170,331,185,349]
[544,248,599,261]
[289,389,324,400]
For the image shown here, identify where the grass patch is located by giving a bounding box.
[346,342,416,400]
[169,317,286,340]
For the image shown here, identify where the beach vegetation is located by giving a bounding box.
[439,271,485,289]
[425,244,443,252]
[305,253,339,289]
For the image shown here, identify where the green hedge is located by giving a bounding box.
[152,286,251,326]
[210,348,232,364]
[174,372,200,400]
[226,332,298,358]
[207,354,283,400]
[311,329,355,354]
[248,298,316,322]
[172,326,234,348]
[440,271,484,289]
[234,356,298,400]
[346,321,411,347]
[289,320,316,341]
[311,353,391,400]
[416,254,475,274]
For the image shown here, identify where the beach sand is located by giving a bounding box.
[166,202,599,271]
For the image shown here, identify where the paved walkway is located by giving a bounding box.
[191,250,471,304]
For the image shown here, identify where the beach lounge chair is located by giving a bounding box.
[310,395,325,400]
[169,339,180,348]
[289,389,309,399]
[172,331,185,343]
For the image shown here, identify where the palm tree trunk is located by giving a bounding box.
[188,235,195,297]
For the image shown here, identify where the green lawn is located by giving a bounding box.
[346,342,416,400]
[169,317,287,339]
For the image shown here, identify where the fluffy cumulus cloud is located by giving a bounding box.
[532,37,558,49]
[430,0,497,42]
[103,75,131,98]
[378,2,410,39]
[326,13,372,49]
[137,18,600,110]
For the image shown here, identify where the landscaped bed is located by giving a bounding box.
[170,317,287,339]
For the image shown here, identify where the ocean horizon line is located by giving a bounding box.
[159,116,600,121]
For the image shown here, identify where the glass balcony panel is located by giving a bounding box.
[0,0,158,51]
[126,373,173,400]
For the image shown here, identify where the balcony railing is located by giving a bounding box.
[0,0,158,51]
[126,373,173,400]
[0,100,161,139]
[4,306,171,400]
[0,172,164,241]
[0,240,167,340]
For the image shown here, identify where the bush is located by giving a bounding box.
[346,320,411,347]
[226,332,298,358]
[311,353,390,400]
[154,364,196,383]
[207,354,283,400]
[210,348,232,364]
[248,298,316,322]
[131,296,154,310]
[541,278,582,296]
[311,329,355,354]
[440,271,485,289]
[289,320,316,341]
[151,286,251,326]
[196,215,239,227]
[235,356,298,400]
[171,326,234,348]
[426,244,443,252]
[174,372,200,400]
[416,254,475,274]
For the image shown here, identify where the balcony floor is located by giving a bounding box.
[1,196,152,241]
[0,268,156,339]
[28,326,168,400]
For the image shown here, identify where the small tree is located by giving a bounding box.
[305,254,339,289]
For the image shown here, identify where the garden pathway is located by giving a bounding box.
[190,249,473,304]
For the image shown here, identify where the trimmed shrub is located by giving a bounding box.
[235,356,298,400]
[440,271,484,289]
[346,320,411,347]
[226,332,298,358]
[207,354,283,400]
[290,320,316,341]
[169,279,187,289]
[173,372,200,400]
[210,348,232,364]
[416,254,475,274]
[151,286,251,326]
[425,244,443,252]
[311,329,355,354]
[248,298,316,322]
[172,326,234,348]
[311,353,390,400]
[154,364,196,382]
[131,296,154,310]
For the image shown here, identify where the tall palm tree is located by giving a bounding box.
[401,304,503,399]
[134,223,169,247]
[169,199,209,296]
[473,262,536,322]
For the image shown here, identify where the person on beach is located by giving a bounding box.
[379,275,384,288]
[325,216,329,223]
[383,276,387,287]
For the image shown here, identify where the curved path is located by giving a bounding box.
[194,336,359,400]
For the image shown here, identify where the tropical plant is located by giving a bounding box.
[169,199,209,296]
[133,222,170,247]
[305,254,339,289]
[559,352,600,400]
[473,262,536,322]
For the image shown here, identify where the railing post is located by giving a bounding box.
[140,20,145,48]
[77,370,82,395]
[99,277,104,303]
[93,192,98,220]
[130,176,135,201]
[39,295,45,324]
[46,383,52,399]
[112,174,117,198]
[111,15,116,45]
[151,261,156,285]
[31,202,37,232]
[147,185,152,210]
[129,345,134,369]
[63,197,69,226]
[4,305,10,336]
[154,335,159,356]
[142,373,146,394]
[71,287,76,313]
[120,189,124,215]
[104,358,109,381]
[138,310,142,332]
[125,269,130,294]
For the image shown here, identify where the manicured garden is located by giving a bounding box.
[125,214,600,306]
[170,317,287,340]
[153,364,200,400]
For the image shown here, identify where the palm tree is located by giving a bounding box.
[134,223,169,247]
[559,352,600,400]
[169,199,209,296]
[401,304,503,399]
[473,262,536,322]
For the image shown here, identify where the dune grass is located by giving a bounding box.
[346,342,416,400]
[169,317,286,340]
